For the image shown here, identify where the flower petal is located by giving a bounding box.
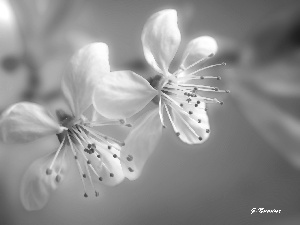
[20,148,68,211]
[120,108,162,180]
[141,9,181,74]
[0,102,64,143]
[170,104,210,144]
[61,42,110,118]
[93,70,157,119]
[180,36,218,70]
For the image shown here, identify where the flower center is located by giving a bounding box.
[56,109,76,129]
[148,74,167,104]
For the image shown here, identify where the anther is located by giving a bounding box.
[95,191,99,197]
[162,125,166,128]
[119,119,125,124]
[198,137,203,141]
[189,111,193,115]
[55,175,61,183]
[83,174,87,178]
[84,193,88,198]
[208,53,214,57]
[108,145,112,149]
[176,132,180,136]
[127,155,133,161]
[99,177,103,181]
[91,143,96,148]
[226,90,230,93]
[110,173,114,177]
[217,76,221,80]
[46,168,52,175]
[220,101,224,105]
[128,167,134,172]
[97,154,101,158]
[197,100,200,104]
[200,76,204,80]
[87,144,92,149]
[205,108,208,111]
[113,154,117,158]
[206,129,210,133]
[180,103,183,107]
[87,160,91,164]
[198,119,201,123]
[195,104,198,107]
[74,156,78,160]
[214,87,219,91]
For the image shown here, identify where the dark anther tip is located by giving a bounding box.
[46,168,52,175]
[55,175,61,183]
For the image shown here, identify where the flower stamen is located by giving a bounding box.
[49,136,66,171]
[67,132,88,197]
[164,103,180,137]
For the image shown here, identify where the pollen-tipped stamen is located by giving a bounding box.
[164,103,180,138]
[67,132,88,197]
[174,53,215,76]
[171,105,205,141]
[86,119,128,127]
[158,97,166,128]
[47,136,66,174]
[81,125,125,148]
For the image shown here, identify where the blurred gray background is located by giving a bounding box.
[1,0,300,224]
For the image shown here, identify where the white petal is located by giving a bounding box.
[170,105,210,144]
[62,42,110,118]
[120,108,162,180]
[0,102,64,143]
[20,149,68,211]
[180,36,218,70]
[142,9,181,74]
[93,70,157,119]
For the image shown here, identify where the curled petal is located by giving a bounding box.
[0,102,64,143]
[142,9,181,74]
[120,109,162,180]
[62,42,110,118]
[170,105,210,144]
[180,36,218,70]
[20,148,68,211]
[93,70,157,119]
